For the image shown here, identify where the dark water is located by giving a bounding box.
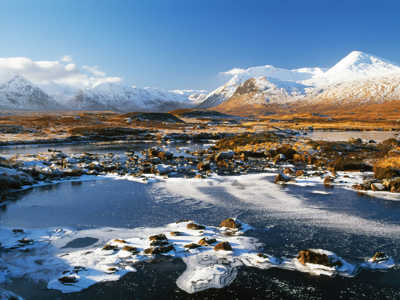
[1,178,400,299]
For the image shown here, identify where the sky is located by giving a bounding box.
[0,0,400,91]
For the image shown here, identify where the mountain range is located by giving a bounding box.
[1,51,400,113]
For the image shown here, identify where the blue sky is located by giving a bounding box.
[0,0,399,90]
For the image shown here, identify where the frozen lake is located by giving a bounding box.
[1,173,400,299]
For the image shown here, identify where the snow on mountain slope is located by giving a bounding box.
[67,82,205,112]
[198,65,324,108]
[0,75,207,112]
[308,73,400,104]
[321,51,400,84]
[201,50,400,109]
[0,75,62,110]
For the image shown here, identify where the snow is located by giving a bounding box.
[321,50,400,84]
[199,50,400,107]
[154,172,400,238]
[0,219,394,295]
[2,50,400,111]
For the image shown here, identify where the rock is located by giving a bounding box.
[12,229,24,234]
[214,241,232,251]
[175,219,190,223]
[102,244,118,251]
[122,246,139,254]
[158,151,173,160]
[297,250,342,267]
[170,231,182,236]
[370,182,384,191]
[150,240,169,247]
[184,243,201,249]
[58,276,78,284]
[149,234,168,241]
[197,161,211,171]
[323,176,334,187]
[352,183,369,191]
[215,151,234,161]
[349,138,362,144]
[186,223,205,230]
[113,239,126,244]
[219,218,241,229]
[370,251,388,262]
[283,168,294,176]
[274,173,288,184]
[198,237,217,246]
[384,178,400,192]
[144,245,174,255]
[273,153,286,164]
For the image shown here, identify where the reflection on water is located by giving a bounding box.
[0,140,210,158]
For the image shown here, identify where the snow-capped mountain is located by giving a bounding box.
[0,76,207,112]
[316,50,400,85]
[66,82,206,112]
[0,75,62,110]
[201,51,400,110]
[198,65,325,108]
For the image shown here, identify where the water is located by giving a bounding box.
[1,176,400,299]
[307,130,399,143]
[1,134,400,299]
[0,140,211,159]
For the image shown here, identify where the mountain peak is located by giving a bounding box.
[6,74,32,86]
[323,51,400,82]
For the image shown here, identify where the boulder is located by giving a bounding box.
[274,173,288,184]
[214,241,232,251]
[184,243,201,249]
[122,246,139,254]
[370,251,388,262]
[197,161,211,171]
[323,176,334,187]
[297,250,342,267]
[149,234,168,241]
[198,237,217,246]
[186,223,205,230]
[219,218,241,229]
[144,245,174,255]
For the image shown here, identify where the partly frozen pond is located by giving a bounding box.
[1,173,400,299]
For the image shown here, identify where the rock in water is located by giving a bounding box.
[219,218,241,229]
[214,242,232,251]
[297,249,341,267]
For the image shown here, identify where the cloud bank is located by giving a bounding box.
[0,56,121,89]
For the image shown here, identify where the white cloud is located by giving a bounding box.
[61,55,73,63]
[82,65,106,77]
[0,56,122,89]
[221,68,246,76]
